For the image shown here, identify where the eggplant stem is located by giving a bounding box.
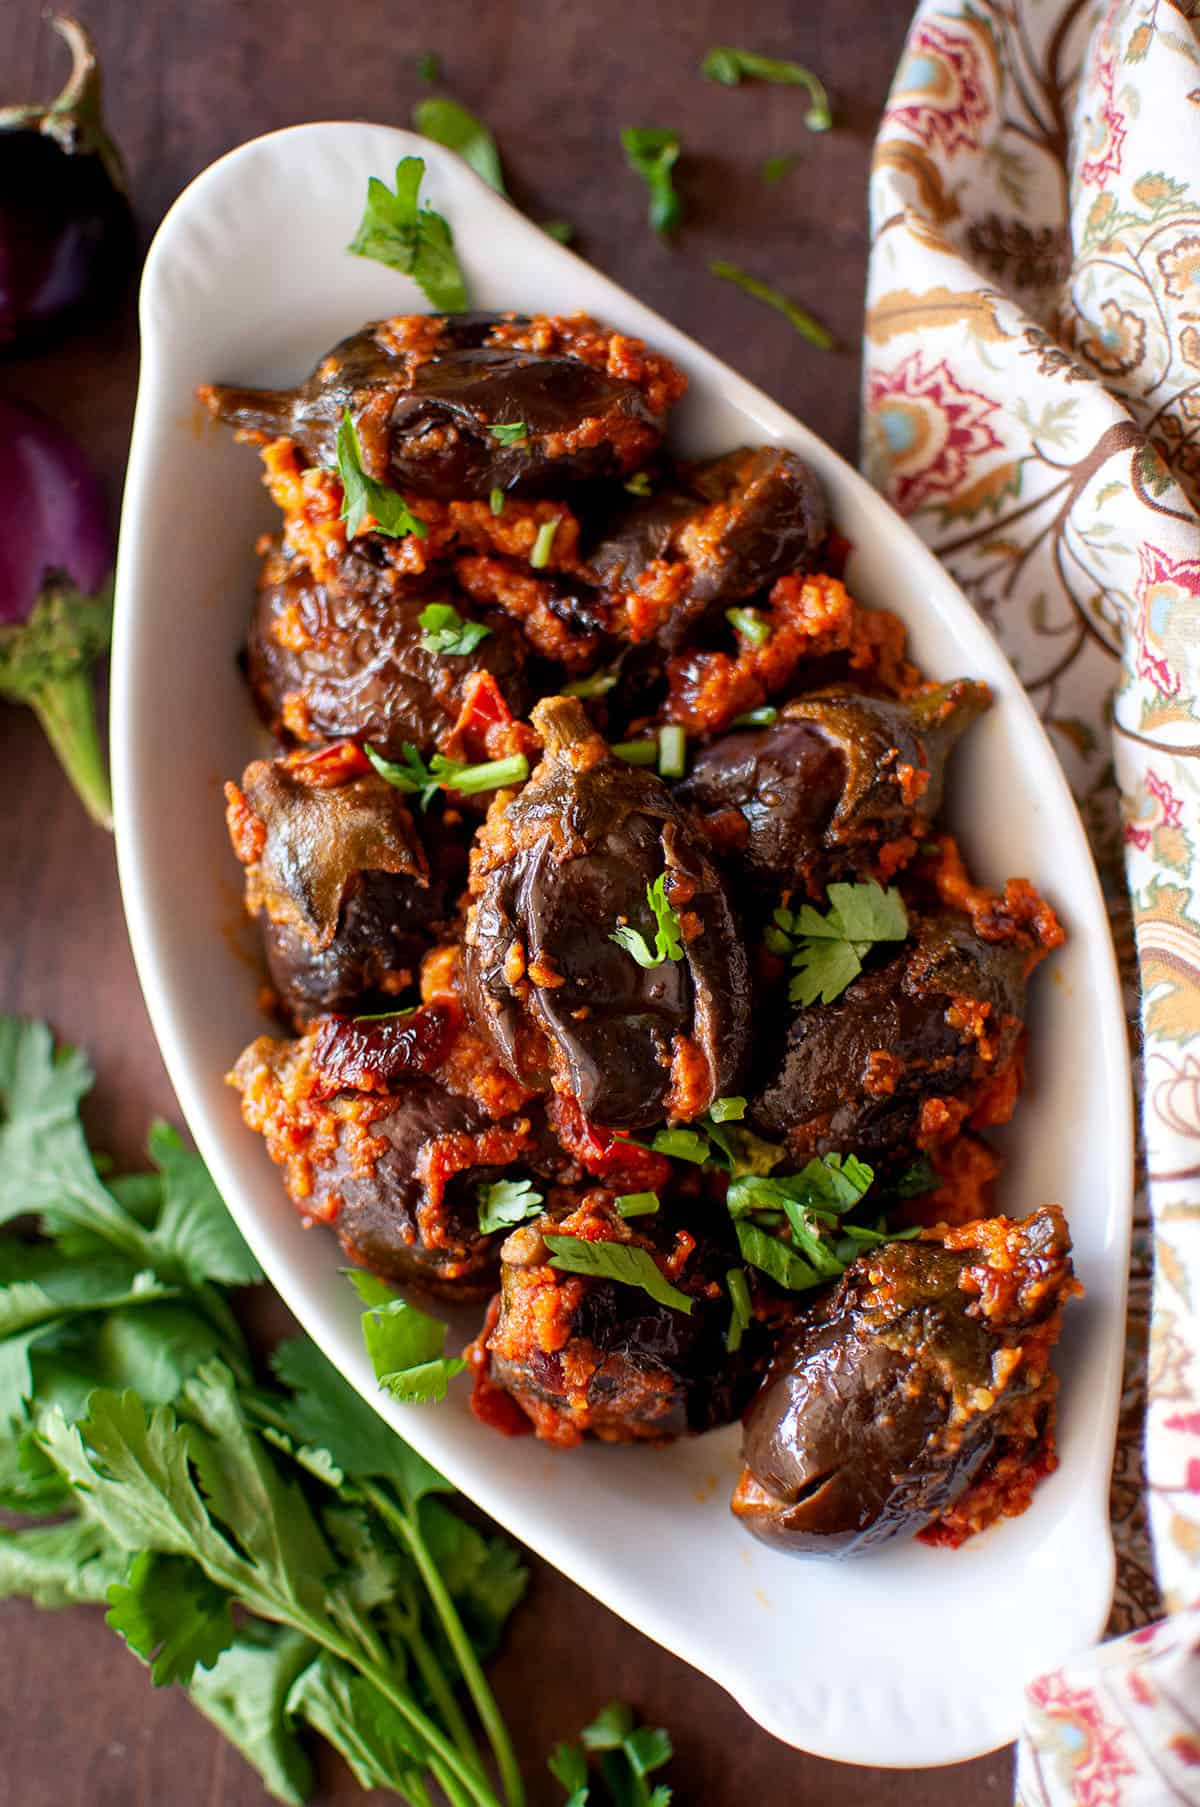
[28,669,113,830]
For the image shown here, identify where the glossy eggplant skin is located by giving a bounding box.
[226,751,449,1024]
[247,541,530,757]
[201,313,673,499]
[732,1207,1075,1556]
[677,682,989,890]
[588,447,828,651]
[751,915,1028,1167]
[479,1195,769,1443]
[463,695,751,1128]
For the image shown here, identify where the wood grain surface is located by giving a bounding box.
[0,2,1015,1800]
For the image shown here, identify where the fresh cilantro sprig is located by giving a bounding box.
[620,128,683,237]
[345,1269,466,1404]
[609,875,684,970]
[725,1269,752,1354]
[767,880,909,1005]
[0,1016,537,1807]
[478,1177,544,1236]
[419,600,492,656]
[544,1236,693,1316]
[347,155,469,310]
[334,411,429,539]
[701,46,833,130]
[550,1700,674,1806]
[414,95,508,193]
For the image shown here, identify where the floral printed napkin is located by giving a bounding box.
[864,0,1200,1793]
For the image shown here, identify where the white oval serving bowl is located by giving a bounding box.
[112,121,1133,1769]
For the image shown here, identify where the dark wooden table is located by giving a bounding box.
[0,2,1014,1800]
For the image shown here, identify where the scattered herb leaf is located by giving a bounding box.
[478,1177,544,1236]
[624,470,654,497]
[488,420,528,446]
[760,152,800,186]
[897,1154,937,1199]
[347,156,468,311]
[701,47,833,130]
[609,874,684,969]
[542,219,575,244]
[335,412,429,540]
[418,601,491,656]
[345,1270,466,1404]
[412,96,507,194]
[710,259,835,350]
[774,881,909,1005]
[417,51,441,84]
[544,1237,693,1316]
[648,1127,711,1165]
[620,127,683,237]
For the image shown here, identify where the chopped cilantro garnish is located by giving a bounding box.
[732,705,779,727]
[352,1004,418,1023]
[735,1219,821,1292]
[710,259,835,349]
[701,47,833,130]
[727,1153,875,1221]
[725,1267,752,1352]
[417,50,441,83]
[345,1268,466,1402]
[709,1095,747,1123]
[541,219,575,244]
[544,1235,693,1315]
[489,486,505,516]
[347,156,468,311]
[725,605,771,647]
[649,1127,711,1165]
[334,412,429,539]
[563,669,619,698]
[611,738,658,766]
[418,601,492,656]
[771,881,909,1005]
[609,874,684,969]
[624,470,654,496]
[530,517,560,568]
[489,420,528,446]
[412,96,507,194]
[761,152,800,186]
[620,127,683,237]
[897,1154,938,1199]
[615,1192,660,1218]
[477,1177,544,1235]
[657,723,687,778]
[365,742,528,808]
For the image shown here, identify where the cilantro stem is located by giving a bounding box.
[363,1479,526,1807]
[28,669,112,829]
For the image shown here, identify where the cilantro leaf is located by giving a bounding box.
[648,1127,710,1164]
[147,1121,262,1288]
[701,47,832,129]
[544,1236,693,1315]
[345,1270,466,1404]
[784,881,909,1005]
[346,156,468,310]
[488,420,528,445]
[187,1623,316,1807]
[417,51,441,84]
[550,1739,591,1805]
[710,261,835,350]
[288,1655,428,1789]
[335,411,429,539]
[0,1512,129,1608]
[268,1335,452,1503]
[418,601,492,656]
[542,219,575,244]
[106,1549,236,1685]
[364,741,442,809]
[897,1154,937,1199]
[419,1496,529,1659]
[478,1177,543,1235]
[610,875,685,969]
[413,96,507,194]
[581,1700,636,1750]
[620,128,683,237]
[365,742,528,808]
[725,1268,752,1353]
[761,153,799,186]
[735,1219,821,1292]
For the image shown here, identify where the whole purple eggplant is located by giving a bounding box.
[0,16,134,353]
[0,397,114,826]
